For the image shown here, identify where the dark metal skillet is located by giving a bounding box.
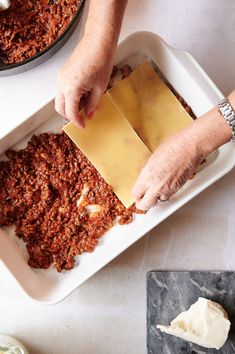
[0,0,85,76]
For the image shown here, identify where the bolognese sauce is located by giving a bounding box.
[0,65,196,272]
[0,0,81,65]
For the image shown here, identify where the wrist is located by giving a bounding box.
[79,32,116,59]
[71,33,116,69]
[84,29,117,51]
[186,106,232,157]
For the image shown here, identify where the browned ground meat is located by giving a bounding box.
[0,0,81,65]
[0,64,196,272]
[0,133,144,272]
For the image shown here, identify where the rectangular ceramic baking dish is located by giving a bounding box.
[1,31,235,304]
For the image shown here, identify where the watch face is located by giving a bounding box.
[0,334,28,354]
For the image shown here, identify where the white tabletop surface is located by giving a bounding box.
[1,1,235,353]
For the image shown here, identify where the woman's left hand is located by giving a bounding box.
[132,129,205,211]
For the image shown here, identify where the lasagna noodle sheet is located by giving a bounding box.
[108,61,192,152]
[63,94,151,207]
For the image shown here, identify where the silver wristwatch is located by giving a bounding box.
[218,97,235,141]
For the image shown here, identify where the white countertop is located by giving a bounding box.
[1,1,235,353]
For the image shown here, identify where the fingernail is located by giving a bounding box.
[79,117,85,129]
[73,117,85,129]
[78,122,85,129]
[88,111,94,119]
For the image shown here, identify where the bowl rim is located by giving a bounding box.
[0,0,85,72]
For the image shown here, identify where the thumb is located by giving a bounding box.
[86,87,103,118]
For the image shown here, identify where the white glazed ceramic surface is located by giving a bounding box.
[0,32,235,304]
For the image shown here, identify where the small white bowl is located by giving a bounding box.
[0,334,29,354]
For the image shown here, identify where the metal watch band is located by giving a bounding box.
[218,97,235,141]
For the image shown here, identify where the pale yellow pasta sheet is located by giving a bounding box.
[108,61,192,152]
[63,93,151,207]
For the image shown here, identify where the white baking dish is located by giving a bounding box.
[0,31,235,304]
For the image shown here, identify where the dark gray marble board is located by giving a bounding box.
[147,271,235,354]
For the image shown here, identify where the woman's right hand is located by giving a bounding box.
[55,33,115,128]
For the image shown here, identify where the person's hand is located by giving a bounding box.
[132,129,205,211]
[132,99,234,211]
[55,34,115,128]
